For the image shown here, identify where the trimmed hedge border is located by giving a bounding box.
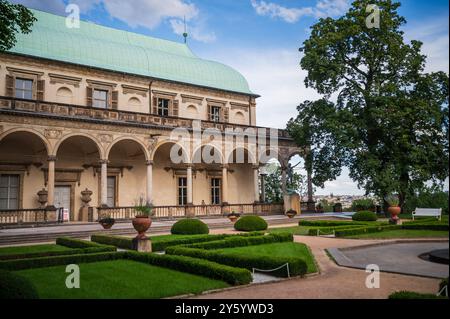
[299,220,370,227]
[334,225,402,237]
[401,223,449,231]
[183,233,293,250]
[91,232,266,251]
[352,211,378,221]
[0,269,39,299]
[124,251,251,285]
[0,238,116,261]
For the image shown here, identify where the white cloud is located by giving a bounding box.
[170,18,216,43]
[250,0,350,23]
[10,0,66,13]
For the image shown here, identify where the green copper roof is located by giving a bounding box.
[9,9,255,96]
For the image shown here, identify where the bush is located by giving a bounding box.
[334,225,401,237]
[0,252,124,271]
[299,220,368,227]
[388,291,446,299]
[171,219,209,235]
[0,270,39,299]
[234,215,268,231]
[351,198,375,211]
[91,234,134,250]
[183,233,293,250]
[352,211,378,221]
[402,223,449,231]
[124,251,251,285]
[56,237,112,249]
[404,188,449,215]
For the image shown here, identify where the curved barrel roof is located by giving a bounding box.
[9,9,255,96]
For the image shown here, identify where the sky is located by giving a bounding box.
[11,0,450,195]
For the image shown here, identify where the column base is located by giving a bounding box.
[132,237,152,252]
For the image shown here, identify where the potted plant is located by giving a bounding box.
[98,217,115,229]
[385,194,401,224]
[132,196,154,239]
[285,209,297,218]
[227,211,241,223]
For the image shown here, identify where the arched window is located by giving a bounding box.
[56,87,73,104]
[186,105,199,118]
[235,111,245,124]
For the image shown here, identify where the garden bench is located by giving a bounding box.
[412,208,442,221]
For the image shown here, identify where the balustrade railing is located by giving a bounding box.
[0,208,49,225]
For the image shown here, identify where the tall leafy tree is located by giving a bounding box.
[297,0,448,210]
[264,164,305,203]
[0,0,36,51]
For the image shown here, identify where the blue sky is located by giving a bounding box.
[12,0,450,195]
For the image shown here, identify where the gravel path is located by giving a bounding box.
[192,236,444,299]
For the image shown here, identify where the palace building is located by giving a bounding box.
[0,9,305,224]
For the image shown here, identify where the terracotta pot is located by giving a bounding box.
[228,215,238,223]
[132,216,152,239]
[286,213,296,219]
[100,221,114,229]
[388,206,401,220]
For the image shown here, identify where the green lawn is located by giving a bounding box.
[0,244,72,257]
[17,259,229,299]
[345,229,449,239]
[215,242,318,274]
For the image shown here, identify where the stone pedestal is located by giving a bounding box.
[78,206,90,222]
[132,237,152,252]
[283,193,301,215]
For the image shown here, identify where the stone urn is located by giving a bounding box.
[227,212,240,223]
[99,217,115,229]
[388,206,401,223]
[286,209,297,218]
[81,188,93,207]
[37,188,48,208]
[132,216,152,239]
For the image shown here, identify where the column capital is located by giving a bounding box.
[252,164,260,170]
[221,164,229,170]
[145,160,154,166]
[186,163,194,169]
[47,155,57,162]
[99,159,109,165]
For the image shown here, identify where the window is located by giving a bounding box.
[210,106,221,122]
[0,174,19,210]
[15,78,33,100]
[211,178,221,205]
[93,89,108,108]
[107,176,116,207]
[158,98,170,116]
[178,177,187,206]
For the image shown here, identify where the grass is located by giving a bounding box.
[0,244,72,256]
[17,259,229,299]
[345,229,449,239]
[397,214,448,222]
[149,234,210,243]
[215,242,318,274]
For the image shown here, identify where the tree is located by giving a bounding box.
[297,0,449,211]
[264,163,304,203]
[0,0,36,51]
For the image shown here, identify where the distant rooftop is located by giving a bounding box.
[8,9,256,96]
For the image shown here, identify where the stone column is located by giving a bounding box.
[146,160,153,204]
[253,165,259,203]
[221,164,228,204]
[100,159,108,207]
[260,174,266,203]
[46,156,56,209]
[281,165,287,196]
[186,164,193,205]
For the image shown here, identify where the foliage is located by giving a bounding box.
[91,234,134,250]
[299,220,368,227]
[264,164,304,203]
[351,198,375,211]
[352,211,378,221]
[295,0,449,210]
[388,291,445,299]
[334,225,401,237]
[0,0,36,51]
[0,269,38,299]
[171,218,209,235]
[125,251,251,285]
[316,199,333,212]
[134,196,154,217]
[385,194,400,206]
[404,187,449,215]
[56,237,114,249]
[98,217,115,224]
[234,215,268,231]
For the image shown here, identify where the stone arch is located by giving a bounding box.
[53,132,104,159]
[0,128,51,155]
[151,140,189,163]
[234,111,245,124]
[128,97,141,106]
[56,86,73,104]
[225,146,256,165]
[105,136,150,161]
[186,104,198,117]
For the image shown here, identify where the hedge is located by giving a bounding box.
[56,237,111,249]
[0,252,125,271]
[299,220,368,227]
[166,246,306,277]
[0,270,39,299]
[401,223,449,231]
[352,211,378,221]
[388,291,446,299]
[334,225,402,237]
[91,234,134,250]
[234,215,268,231]
[171,219,209,235]
[183,233,293,250]
[124,251,251,285]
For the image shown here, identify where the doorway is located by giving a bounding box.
[54,185,71,221]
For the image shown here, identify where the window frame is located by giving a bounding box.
[210,105,221,122]
[14,78,34,100]
[93,88,109,109]
[0,174,21,210]
[158,98,170,117]
[210,178,221,205]
[177,177,188,206]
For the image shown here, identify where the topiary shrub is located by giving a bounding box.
[0,270,39,299]
[352,210,378,222]
[171,218,209,235]
[234,215,268,231]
